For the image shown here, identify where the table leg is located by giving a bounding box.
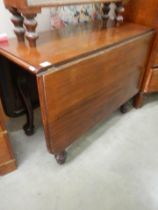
[17,75,35,136]
[133,92,145,108]
[55,151,67,165]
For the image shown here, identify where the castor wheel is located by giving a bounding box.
[55,151,67,165]
[23,124,35,136]
[120,102,131,114]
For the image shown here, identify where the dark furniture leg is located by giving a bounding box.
[55,151,67,165]
[133,92,145,108]
[17,76,34,136]
[120,100,131,113]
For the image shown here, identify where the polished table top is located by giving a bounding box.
[0,21,153,74]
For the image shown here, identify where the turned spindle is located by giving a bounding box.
[116,2,125,26]
[102,3,111,20]
[9,8,25,42]
[107,2,117,28]
[23,14,39,48]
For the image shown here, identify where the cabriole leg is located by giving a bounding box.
[17,75,35,136]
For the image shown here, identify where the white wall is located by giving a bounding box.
[0,1,51,38]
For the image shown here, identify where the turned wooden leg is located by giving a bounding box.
[107,3,117,28]
[133,93,145,109]
[102,3,110,22]
[116,2,125,26]
[103,3,118,28]
[23,14,39,48]
[120,101,131,113]
[17,75,35,136]
[9,8,25,42]
[55,151,67,165]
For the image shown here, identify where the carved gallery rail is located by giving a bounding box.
[0,21,154,164]
[3,0,126,47]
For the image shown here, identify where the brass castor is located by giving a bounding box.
[55,151,67,165]
[120,102,131,114]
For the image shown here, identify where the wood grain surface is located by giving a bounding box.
[37,31,154,153]
[0,22,153,74]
